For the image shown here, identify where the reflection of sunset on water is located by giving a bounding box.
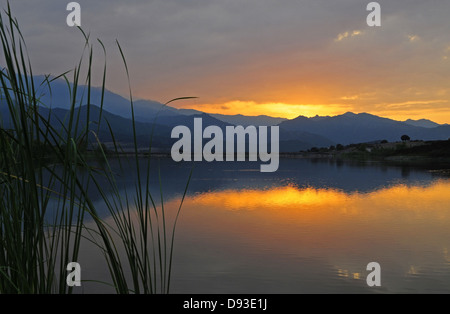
[164,180,450,293]
[190,186,350,210]
[186,180,450,217]
[172,180,450,253]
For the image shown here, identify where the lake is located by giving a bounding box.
[75,157,450,293]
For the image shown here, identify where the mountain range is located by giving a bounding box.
[2,76,450,152]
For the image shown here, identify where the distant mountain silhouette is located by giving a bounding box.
[2,76,450,152]
[279,112,450,145]
[403,118,443,129]
[32,75,182,124]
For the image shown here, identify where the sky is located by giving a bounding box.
[1,0,450,123]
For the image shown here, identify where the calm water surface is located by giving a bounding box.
[78,158,450,293]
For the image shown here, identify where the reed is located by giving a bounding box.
[0,3,192,294]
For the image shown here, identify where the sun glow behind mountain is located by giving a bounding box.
[175,99,450,125]
[178,101,351,120]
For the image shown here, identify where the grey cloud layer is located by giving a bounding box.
[1,0,449,109]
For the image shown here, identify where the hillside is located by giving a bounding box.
[2,76,450,153]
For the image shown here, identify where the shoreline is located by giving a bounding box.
[93,151,450,167]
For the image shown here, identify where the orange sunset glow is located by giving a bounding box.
[178,99,450,124]
[152,180,450,259]
[140,181,450,238]
[185,182,450,218]
[182,101,352,120]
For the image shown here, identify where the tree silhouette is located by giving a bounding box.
[401,134,410,142]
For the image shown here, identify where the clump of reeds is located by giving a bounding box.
[0,3,192,294]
